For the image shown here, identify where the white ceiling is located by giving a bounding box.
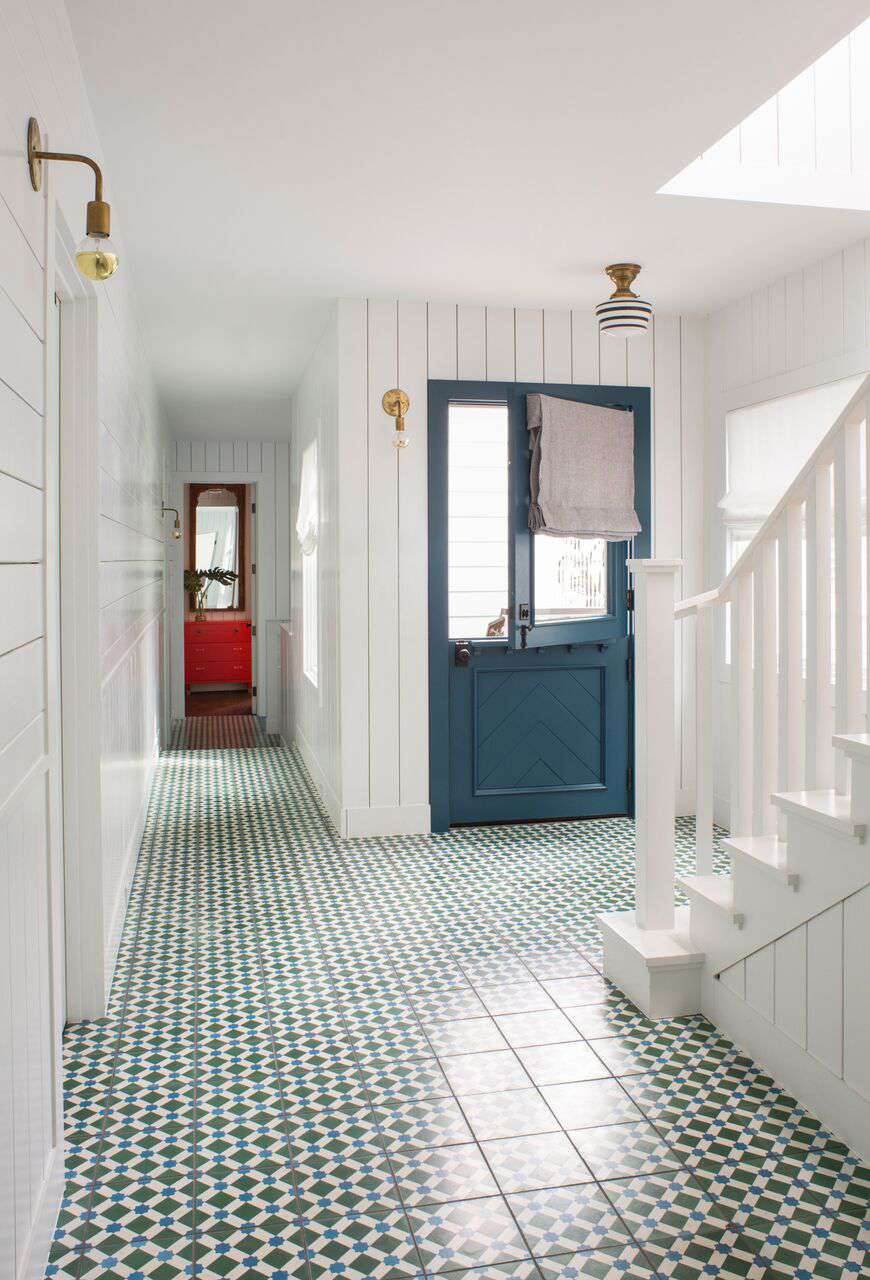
[67,0,870,437]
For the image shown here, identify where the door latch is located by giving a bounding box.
[454,641,472,667]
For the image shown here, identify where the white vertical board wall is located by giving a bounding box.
[166,438,289,723]
[332,300,705,835]
[707,231,870,820]
[719,885,870,1125]
[0,1,169,1275]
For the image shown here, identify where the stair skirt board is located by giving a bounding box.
[704,971,870,1163]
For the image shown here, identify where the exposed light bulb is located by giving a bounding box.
[394,432,409,449]
[172,521,182,540]
[76,234,119,281]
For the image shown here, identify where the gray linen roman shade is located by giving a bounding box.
[527,394,641,540]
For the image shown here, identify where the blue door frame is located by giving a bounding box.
[428,380,651,831]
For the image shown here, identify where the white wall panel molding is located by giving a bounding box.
[707,966,870,1160]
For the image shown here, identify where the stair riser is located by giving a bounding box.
[848,758,870,825]
[691,812,869,973]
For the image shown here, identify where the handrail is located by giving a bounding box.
[674,588,720,619]
[673,371,870,619]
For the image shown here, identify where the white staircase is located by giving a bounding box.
[600,377,870,1159]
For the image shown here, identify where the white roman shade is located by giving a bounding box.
[720,377,863,524]
[296,440,319,555]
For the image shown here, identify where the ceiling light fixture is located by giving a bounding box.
[596,264,652,337]
[27,117,119,281]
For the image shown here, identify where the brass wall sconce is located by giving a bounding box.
[27,117,119,281]
[382,388,410,449]
[161,504,182,540]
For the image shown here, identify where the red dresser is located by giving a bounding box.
[184,620,252,691]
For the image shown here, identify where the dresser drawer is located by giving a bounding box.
[184,620,251,643]
[185,641,251,663]
[186,658,251,685]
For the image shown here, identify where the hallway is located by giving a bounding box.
[48,722,868,1280]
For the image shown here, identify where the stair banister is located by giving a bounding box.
[628,559,683,929]
[601,376,870,1024]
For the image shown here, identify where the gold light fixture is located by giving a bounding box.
[161,504,182,540]
[382,388,410,449]
[596,263,653,337]
[27,117,119,281]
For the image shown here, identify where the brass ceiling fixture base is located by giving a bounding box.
[605,262,642,299]
[27,117,43,191]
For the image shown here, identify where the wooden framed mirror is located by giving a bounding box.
[187,483,246,611]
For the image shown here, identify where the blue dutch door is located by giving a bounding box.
[428,381,651,831]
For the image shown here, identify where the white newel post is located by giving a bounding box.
[598,558,703,1019]
[630,559,681,930]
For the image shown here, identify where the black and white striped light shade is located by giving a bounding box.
[596,263,653,337]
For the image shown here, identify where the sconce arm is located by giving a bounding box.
[33,148,104,202]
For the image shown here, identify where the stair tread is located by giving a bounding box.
[724,834,791,876]
[678,873,735,912]
[771,788,862,835]
[833,733,870,758]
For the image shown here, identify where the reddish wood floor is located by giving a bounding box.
[185,689,252,717]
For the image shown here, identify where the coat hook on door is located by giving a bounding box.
[382,388,410,449]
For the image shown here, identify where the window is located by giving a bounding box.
[303,546,318,687]
[534,535,608,623]
[448,403,509,638]
[297,440,319,687]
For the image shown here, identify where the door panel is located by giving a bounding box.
[448,640,628,824]
[429,380,650,831]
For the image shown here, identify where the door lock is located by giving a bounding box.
[454,642,472,667]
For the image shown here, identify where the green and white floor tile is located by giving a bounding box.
[47,716,869,1279]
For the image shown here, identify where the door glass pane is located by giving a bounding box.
[448,402,508,638]
[534,535,609,623]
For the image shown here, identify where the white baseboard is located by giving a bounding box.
[703,972,870,1161]
[102,752,158,1013]
[342,803,431,838]
[714,794,730,830]
[292,728,342,833]
[675,787,694,818]
[20,1140,64,1280]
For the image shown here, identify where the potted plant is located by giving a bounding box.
[184,567,239,620]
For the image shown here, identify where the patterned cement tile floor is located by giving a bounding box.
[48,718,869,1279]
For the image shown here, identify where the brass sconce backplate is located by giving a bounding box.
[28,117,43,192]
[382,389,410,419]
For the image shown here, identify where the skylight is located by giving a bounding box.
[660,19,870,211]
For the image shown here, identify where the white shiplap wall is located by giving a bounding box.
[327,298,706,836]
[706,231,870,817]
[0,1,168,1275]
[718,884,870,1154]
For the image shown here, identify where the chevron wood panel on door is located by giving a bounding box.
[474,666,604,793]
